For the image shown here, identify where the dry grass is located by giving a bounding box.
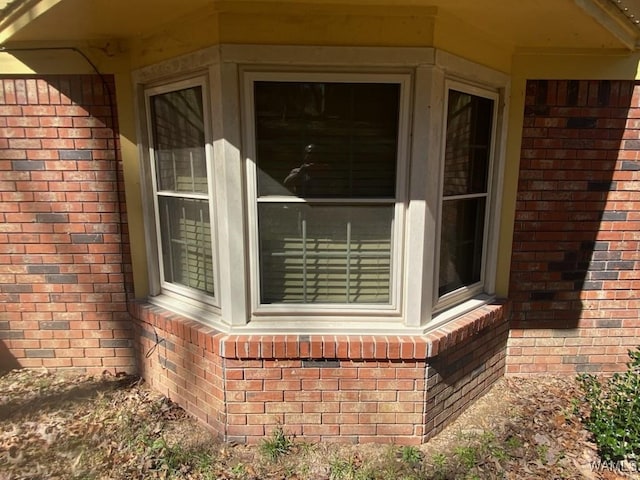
[0,369,633,479]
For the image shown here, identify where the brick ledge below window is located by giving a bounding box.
[129,300,510,361]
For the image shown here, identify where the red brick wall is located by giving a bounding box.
[508,80,640,374]
[0,73,513,443]
[0,75,135,374]
[426,319,508,435]
[132,300,509,444]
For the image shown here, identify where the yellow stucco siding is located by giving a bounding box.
[0,48,97,74]
[513,50,640,80]
[217,4,436,48]
[127,3,437,70]
[113,72,150,298]
[128,8,220,70]
[433,10,512,73]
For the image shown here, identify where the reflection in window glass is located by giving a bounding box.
[253,80,401,305]
[442,91,492,197]
[149,84,215,299]
[439,89,494,297]
[159,197,214,295]
[439,198,485,296]
[254,82,399,198]
[151,87,208,194]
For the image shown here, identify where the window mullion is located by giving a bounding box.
[157,191,209,200]
[190,150,196,192]
[172,151,177,191]
[256,197,395,204]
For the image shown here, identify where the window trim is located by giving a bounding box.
[433,80,501,313]
[143,75,221,312]
[242,70,412,320]
[131,44,510,334]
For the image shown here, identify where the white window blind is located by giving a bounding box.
[148,84,215,298]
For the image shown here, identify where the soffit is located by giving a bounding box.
[0,0,636,50]
[611,0,640,28]
[0,0,213,43]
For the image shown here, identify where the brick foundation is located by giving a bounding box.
[0,75,135,373]
[131,300,509,444]
[508,80,640,374]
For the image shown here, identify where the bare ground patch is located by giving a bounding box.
[0,369,636,479]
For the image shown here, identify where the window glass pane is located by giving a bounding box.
[151,86,208,194]
[443,90,493,196]
[439,198,485,296]
[258,204,393,304]
[158,197,214,295]
[254,82,400,198]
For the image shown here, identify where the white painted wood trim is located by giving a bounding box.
[133,82,162,297]
[575,0,639,50]
[213,61,250,327]
[435,50,510,87]
[403,65,443,328]
[220,44,435,67]
[241,70,411,319]
[130,43,512,333]
[132,46,221,84]
[143,76,221,310]
[433,79,505,313]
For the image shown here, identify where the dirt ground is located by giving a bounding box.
[0,369,637,479]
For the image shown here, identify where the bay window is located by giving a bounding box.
[137,46,507,332]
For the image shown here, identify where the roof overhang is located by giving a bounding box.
[577,0,640,49]
[1,0,640,51]
[0,0,213,44]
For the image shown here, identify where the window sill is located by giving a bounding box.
[130,298,510,361]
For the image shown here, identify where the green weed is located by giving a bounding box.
[454,445,478,469]
[329,457,359,480]
[430,452,448,480]
[230,463,246,477]
[578,346,640,462]
[399,445,423,465]
[259,426,294,461]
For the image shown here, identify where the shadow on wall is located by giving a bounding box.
[425,317,509,440]
[0,55,135,372]
[0,340,20,374]
[510,80,635,331]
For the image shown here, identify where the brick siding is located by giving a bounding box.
[0,75,135,373]
[132,300,509,444]
[9,72,635,441]
[508,80,640,374]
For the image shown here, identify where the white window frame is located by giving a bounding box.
[141,74,222,318]
[132,45,509,334]
[243,71,411,321]
[433,80,500,313]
